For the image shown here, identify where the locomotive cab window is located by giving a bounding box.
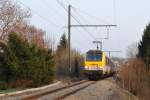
[86,53,102,61]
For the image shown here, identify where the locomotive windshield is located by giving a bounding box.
[86,53,102,61]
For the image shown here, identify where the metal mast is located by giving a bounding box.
[68,5,71,73]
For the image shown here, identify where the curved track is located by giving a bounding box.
[22,80,96,100]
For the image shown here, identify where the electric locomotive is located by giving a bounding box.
[84,50,115,79]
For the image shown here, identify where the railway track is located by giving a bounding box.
[22,80,96,100]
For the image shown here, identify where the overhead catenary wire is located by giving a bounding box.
[68,1,119,54]
[56,0,96,39]
[72,7,110,25]
[68,3,116,40]
[69,0,117,26]
[113,0,117,24]
[16,0,60,28]
[38,0,67,29]
[56,0,94,57]
[72,8,91,25]
[39,0,63,17]
[71,8,114,40]
[71,7,97,38]
[64,0,71,5]
[57,0,96,48]
[72,27,94,44]
[71,1,117,40]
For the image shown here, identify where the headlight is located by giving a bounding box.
[84,66,88,69]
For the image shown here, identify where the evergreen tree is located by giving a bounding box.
[7,32,32,80]
[30,47,55,86]
[0,42,18,89]
[56,33,69,77]
[57,33,68,52]
[0,32,55,88]
[138,23,150,67]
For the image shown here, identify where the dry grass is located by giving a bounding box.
[55,49,84,80]
[119,58,150,100]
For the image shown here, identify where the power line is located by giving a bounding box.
[64,0,71,5]
[113,0,117,24]
[72,0,117,27]
[72,8,107,40]
[38,0,66,27]
[72,8,90,24]
[56,0,68,12]
[69,11,96,39]
[71,7,115,40]
[16,0,60,27]
[41,0,63,17]
[71,26,93,43]
[73,8,110,25]
[72,6,117,40]
[71,8,97,39]
[56,0,96,39]
[56,0,80,23]
[71,25,117,27]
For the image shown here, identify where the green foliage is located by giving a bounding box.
[0,32,55,89]
[30,48,55,86]
[57,33,68,52]
[0,41,18,89]
[0,88,16,94]
[138,23,150,67]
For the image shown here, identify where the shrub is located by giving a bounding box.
[55,33,83,79]
[55,49,83,79]
[0,32,55,88]
[119,58,150,100]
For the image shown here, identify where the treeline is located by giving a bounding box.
[119,23,150,100]
[0,0,56,89]
[0,33,55,89]
[0,0,83,90]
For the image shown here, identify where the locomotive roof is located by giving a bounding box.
[86,50,103,54]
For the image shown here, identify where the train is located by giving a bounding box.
[83,50,115,79]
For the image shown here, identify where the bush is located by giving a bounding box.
[55,33,83,79]
[119,58,150,100]
[0,33,55,88]
[0,81,8,90]
[55,49,83,79]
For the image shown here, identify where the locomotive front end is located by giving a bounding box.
[84,50,106,79]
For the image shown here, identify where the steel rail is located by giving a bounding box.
[22,80,94,100]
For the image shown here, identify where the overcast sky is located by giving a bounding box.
[16,0,150,58]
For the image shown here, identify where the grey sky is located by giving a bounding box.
[16,0,150,58]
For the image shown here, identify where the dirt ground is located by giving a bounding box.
[63,77,137,100]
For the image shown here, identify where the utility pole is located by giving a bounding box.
[68,5,71,73]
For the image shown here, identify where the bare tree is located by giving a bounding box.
[127,42,138,58]
[0,0,31,41]
[0,0,50,48]
[27,25,46,48]
[12,21,47,48]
